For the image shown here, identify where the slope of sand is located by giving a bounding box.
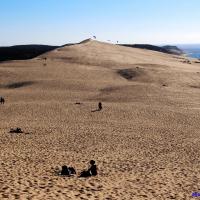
[0,40,200,199]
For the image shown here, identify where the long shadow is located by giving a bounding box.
[91,109,101,112]
[5,81,35,89]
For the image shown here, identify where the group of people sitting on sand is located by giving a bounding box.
[9,127,23,133]
[60,160,97,178]
[0,97,5,104]
[4,97,99,178]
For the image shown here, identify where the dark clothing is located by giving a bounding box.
[68,167,76,175]
[61,166,70,175]
[98,102,102,110]
[0,97,5,104]
[89,165,97,176]
[80,164,97,177]
[79,170,91,177]
[9,128,23,133]
[61,166,76,176]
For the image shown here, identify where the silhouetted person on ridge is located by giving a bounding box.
[98,102,102,111]
[79,160,97,177]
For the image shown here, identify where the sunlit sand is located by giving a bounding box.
[0,40,200,199]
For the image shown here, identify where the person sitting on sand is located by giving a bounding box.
[79,160,97,177]
[68,167,76,175]
[98,102,102,111]
[61,165,70,175]
[9,127,23,133]
[61,165,76,176]
[88,160,97,176]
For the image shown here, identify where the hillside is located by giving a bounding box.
[0,45,58,62]
[0,42,184,63]
[162,45,184,55]
[0,39,200,199]
[121,44,184,55]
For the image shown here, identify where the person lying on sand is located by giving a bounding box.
[79,160,97,177]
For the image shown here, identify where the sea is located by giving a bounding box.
[184,50,200,59]
[178,44,200,59]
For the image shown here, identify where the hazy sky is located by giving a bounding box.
[0,0,200,46]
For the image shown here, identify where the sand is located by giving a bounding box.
[0,40,200,199]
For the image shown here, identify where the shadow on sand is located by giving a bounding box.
[91,109,101,113]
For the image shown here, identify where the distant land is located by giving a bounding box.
[1,41,200,62]
[121,44,184,55]
[122,44,200,59]
[0,45,59,62]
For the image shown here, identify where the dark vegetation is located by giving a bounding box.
[162,45,184,55]
[117,68,141,80]
[120,44,184,55]
[0,45,58,62]
[0,42,184,62]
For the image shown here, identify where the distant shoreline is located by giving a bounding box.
[177,45,200,59]
[186,52,200,59]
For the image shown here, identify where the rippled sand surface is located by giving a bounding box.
[0,40,200,199]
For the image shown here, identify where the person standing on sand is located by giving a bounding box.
[0,97,5,104]
[98,102,102,111]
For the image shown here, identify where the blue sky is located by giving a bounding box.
[0,0,200,46]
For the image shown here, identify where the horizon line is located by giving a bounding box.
[1,39,200,48]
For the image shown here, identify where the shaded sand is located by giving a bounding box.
[0,40,200,199]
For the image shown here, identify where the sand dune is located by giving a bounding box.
[0,40,200,199]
